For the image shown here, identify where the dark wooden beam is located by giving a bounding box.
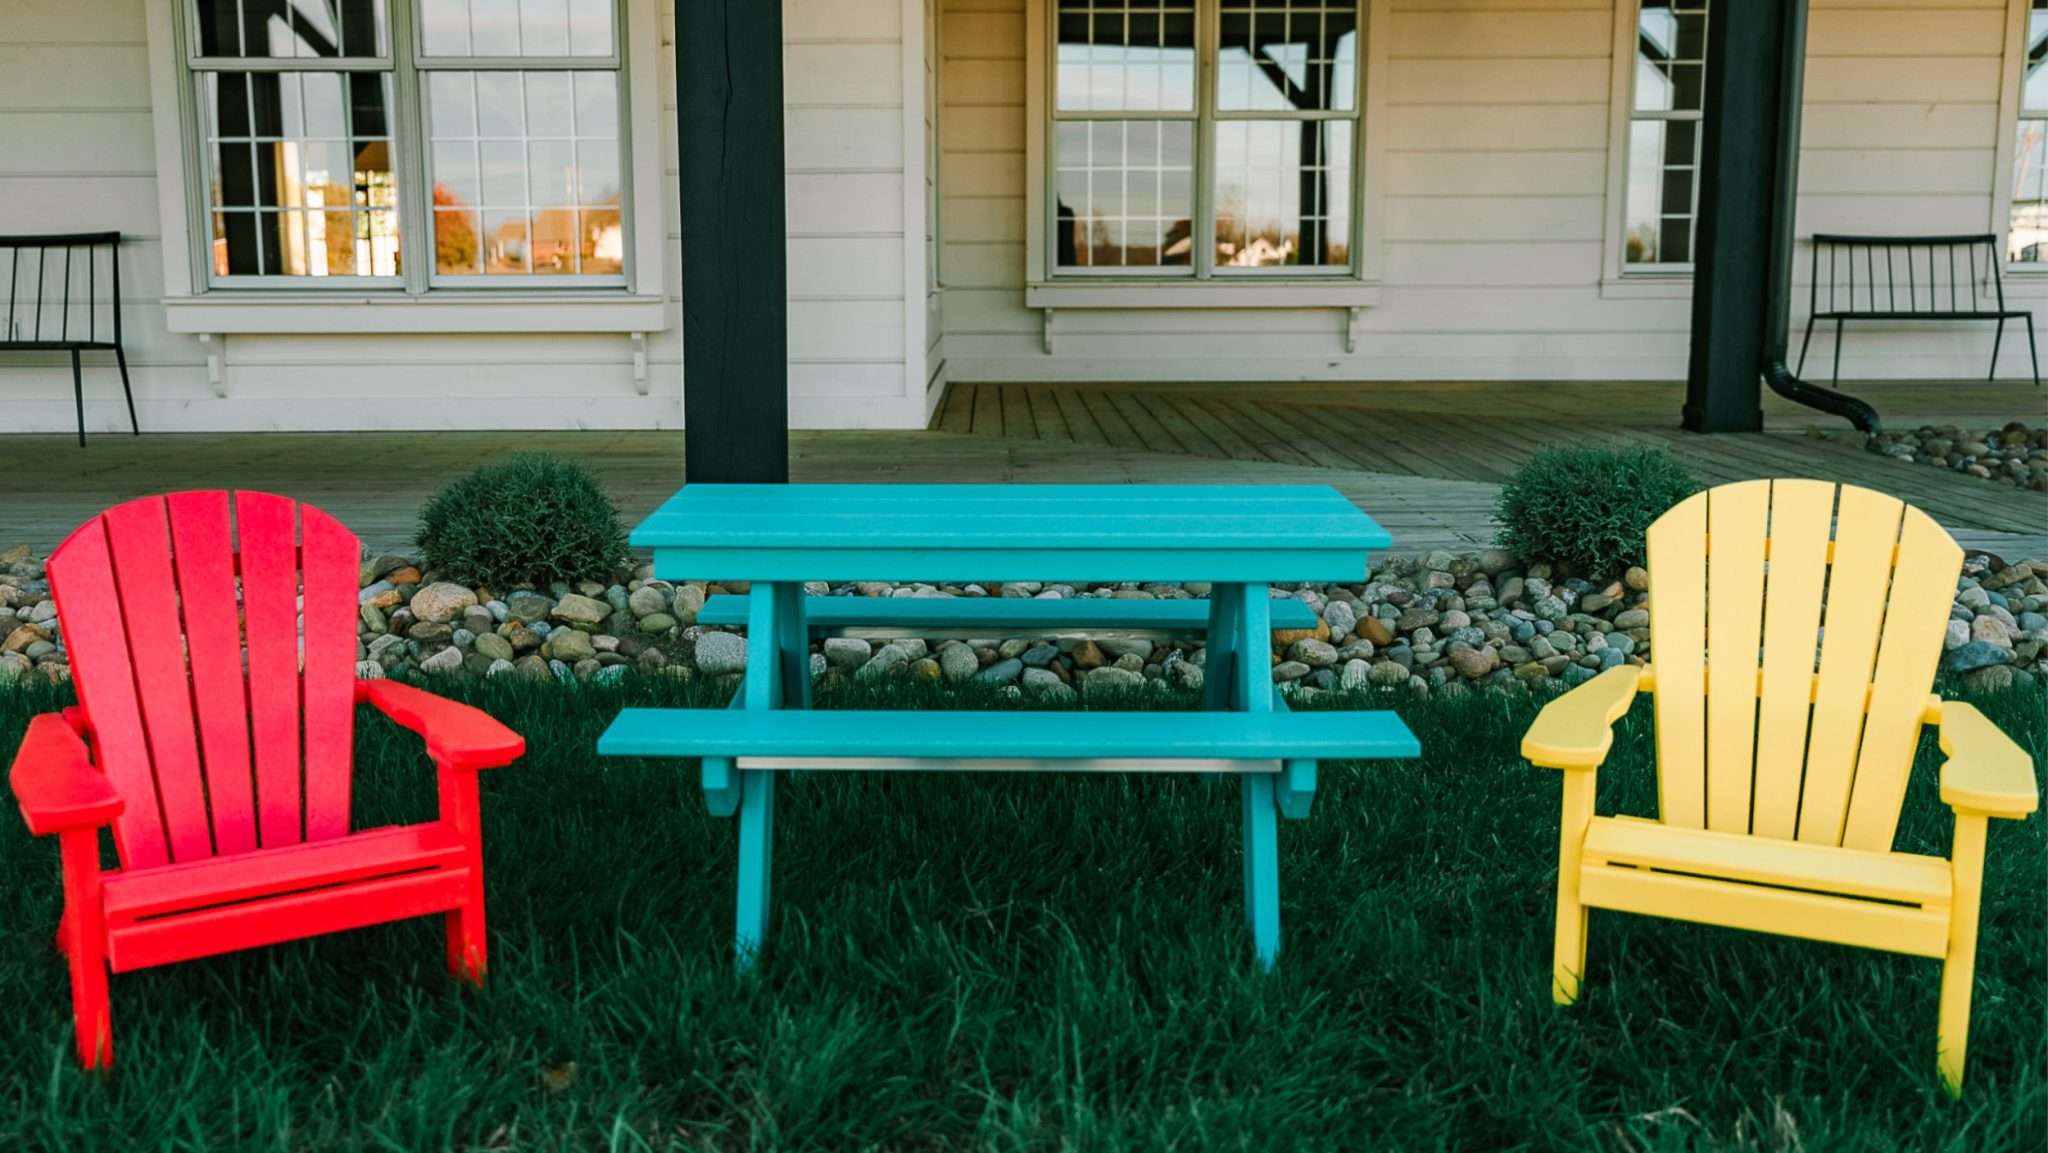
[1682,0,1800,434]
[679,0,789,482]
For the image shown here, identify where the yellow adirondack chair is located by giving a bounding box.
[1523,479,2038,1095]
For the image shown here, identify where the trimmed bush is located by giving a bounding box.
[416,453,630,590]
[1495,444,1697,580]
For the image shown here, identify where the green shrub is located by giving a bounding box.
[1495,444,1697,579]
[416,453,630,589]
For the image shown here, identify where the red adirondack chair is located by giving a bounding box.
[7,491,524,1068]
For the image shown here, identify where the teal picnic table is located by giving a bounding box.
[599,484,1420,969]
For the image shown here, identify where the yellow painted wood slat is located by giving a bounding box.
[1577,865,1953,959]
[1705,480,1769,834]
[1751,480,1836,840]
[1797,486,1905,845]
[1841,507,1965,851]
[1581,815,1951,905]
[1647,491,1708,829]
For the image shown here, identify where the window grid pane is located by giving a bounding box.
[1055,120,1195,268]
[1625,0,1708,266]
[194,0,391,60]
[428,69,623,277]
[200,69,399,278]
[2011,2,2047,263]
[1054,0,1197,114]
[418,0,616,58]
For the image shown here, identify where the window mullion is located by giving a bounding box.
[392,0,431,294]
[1195,0,1217,279]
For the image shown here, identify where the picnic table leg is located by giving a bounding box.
[1226,583,1283,969]
[733,582,805,968]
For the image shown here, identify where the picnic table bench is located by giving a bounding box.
[598,484,1420,970]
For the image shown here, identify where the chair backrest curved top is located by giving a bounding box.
[1644,479,1961,852]
[46,491,362,870]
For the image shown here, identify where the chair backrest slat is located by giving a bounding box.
[46,519,172,868]
[1704,480,1770,833]
[167,491,258,855]
[1795,486,1903,844]
[237,492,306,849]
[101,498,215,863]
[1750,479,1834,840]
[1649,481,1957,851]
[300,504,361,841]
[1840,507,1962,850]
[1646,491,1708,829]
[46,492,365,869]
[0,232,121,348]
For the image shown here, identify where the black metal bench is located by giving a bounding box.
[0,232,138,446]
[1797,233,2039,389]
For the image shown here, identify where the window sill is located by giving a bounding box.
[1025,279,1382,310]
[1599,275,1693,300]
[2002,272,2048,300]
[162,292,671,335]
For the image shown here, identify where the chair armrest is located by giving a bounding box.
[1521,665,1645,771]
[9,711,123,835]
[358,680,526,772]
[1937,701,2039,820]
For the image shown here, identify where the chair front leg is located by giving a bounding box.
[439,764,488,984]
[1552,768,1596,1005]
[59,828,112,1068]
[1937,810,1989,1097]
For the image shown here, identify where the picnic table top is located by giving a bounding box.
[632,484,1392,583]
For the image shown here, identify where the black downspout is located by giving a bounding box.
[1758,0,1880,433]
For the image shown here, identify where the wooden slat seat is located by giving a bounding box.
[693,592,1321,636]
[600,706,1419,767]
[1580,816,1951,907]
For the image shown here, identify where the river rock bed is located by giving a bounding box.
[1812,421,2048,490]
[3,543,2043,699]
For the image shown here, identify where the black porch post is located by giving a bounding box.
[1682,0,1805,433]
[679,0,789,482]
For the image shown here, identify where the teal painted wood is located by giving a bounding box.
[1242,773,1282,967]
[632,484,1389,584]
[1276,759,1317,821]
[650,547,1373,584]
[693,593,1320,631]
[597,707,1421,762]
[700,689,744,818]
[733,585,787,965]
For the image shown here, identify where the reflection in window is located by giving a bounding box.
[194,3,400,278]
[1049,0,1360,275]
[1213,0,1356,268]
[418,0,615,57]
[2011,0,2048,264]
[428,71,622,276]
[1053,1,1196,269]
[1624,0,1707,267]
[1055,121,1194,267]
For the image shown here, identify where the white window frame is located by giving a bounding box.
[1600,0,1705,299]
[1023,0,1385,311]
[145,0,669,334]
[1997,0,2048,277]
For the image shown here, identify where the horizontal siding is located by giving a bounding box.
[940,0,2043,385]
[0,0,923,433]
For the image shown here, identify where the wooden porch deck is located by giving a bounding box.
[933,380,2047,551]
[0,381,2040,558]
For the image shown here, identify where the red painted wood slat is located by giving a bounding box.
[106,868,471,972]
[236,491,303,848]
[299,505,359,842]
[165,491,257,855]
[101,497,214,863]
[102,822,465,921]
[45,518,170,869]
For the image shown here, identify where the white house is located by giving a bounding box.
[1,0,2043,435]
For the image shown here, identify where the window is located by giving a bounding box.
[1049,0,1361,277]
[187,0,625,288]
[2011,0,2048,265]
[1622,0,1706,269]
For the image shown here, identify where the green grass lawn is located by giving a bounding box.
[0,676,2042,1152]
